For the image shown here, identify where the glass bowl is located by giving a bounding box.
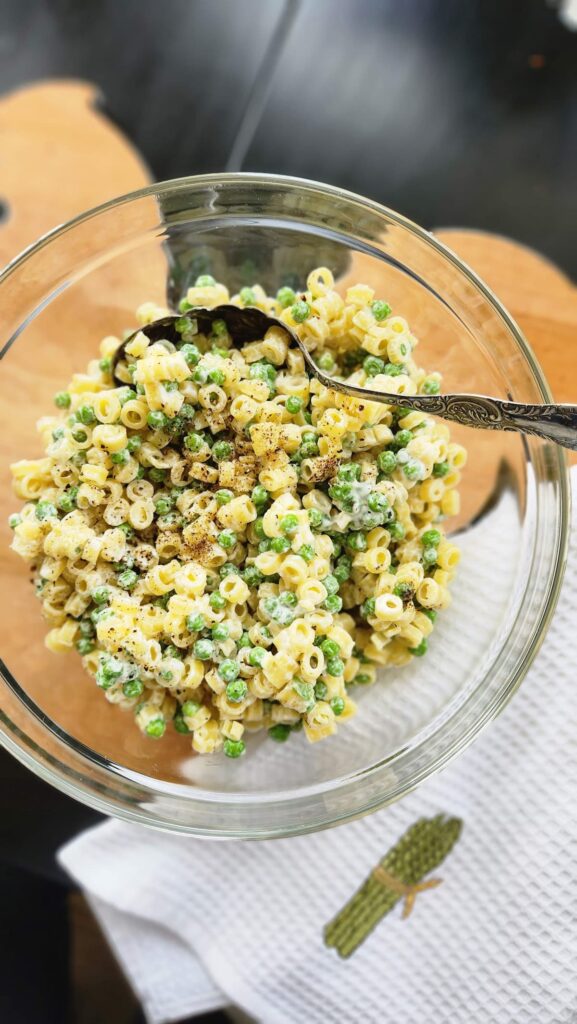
[0,174,569,838]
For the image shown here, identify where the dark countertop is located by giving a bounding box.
[0,2,575,1019]
[2,0,576,277]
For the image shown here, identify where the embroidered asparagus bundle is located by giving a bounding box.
[324,814,462,958]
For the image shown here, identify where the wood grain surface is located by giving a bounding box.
[0,79,575,1024]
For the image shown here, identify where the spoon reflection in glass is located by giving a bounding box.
[113,305,577,451]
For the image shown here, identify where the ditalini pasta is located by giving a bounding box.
[9,269,466,758]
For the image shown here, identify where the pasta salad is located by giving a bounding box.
[9,268,466,758]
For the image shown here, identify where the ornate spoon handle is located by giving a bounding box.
[113,304,577,452]
[312,373,577,452]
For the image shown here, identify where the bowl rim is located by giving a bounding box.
[0,172,570,837]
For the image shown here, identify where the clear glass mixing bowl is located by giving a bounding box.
[0,174,569,837]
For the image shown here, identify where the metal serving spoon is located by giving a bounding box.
[113,305,577,451]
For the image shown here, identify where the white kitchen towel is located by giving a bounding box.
[60,469,576,1024]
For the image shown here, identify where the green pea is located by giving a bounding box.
[354,673,373,685]
[314,681,328,701]
[53,391,71,409]
[111,448,130,465]
[57,490,77,513]
[346,532,367,552]
[91,586,110,606]
[251,484,269,508]
[432,460,450,478]
[320,638,340,658]
[237,631,252,649]
[285,395,303,414]
[219,563,239,578]
[77,405,96,426]
[322,575,340,596]
[384,362,404,377]
[242,565,264,587]
[421,608,437,622]
[326,656,344,677]
[298,544,315,563]
[211,319,228,338]
[333,562,350,585]
[195,274,216,286]
[35,500,57,521]
[280,514,299,535]
[337,462,362,482]
[180,343,201,366]
[218,529,237,550]
[363,355,386,377]
[393,582,414,601]
[307,508,324,530]
[361,597,376,617]
[223,738,246,758]
[402,459,422,481]
[209,592,226,611]
[208,368,225,386]
[186,613,205,632]
[331,696,346,715]
[76,637,95,655]
[8,513,22,529]
[145,717,166,739]
[388,520,405,540]
[422,546,438,566]
[318,352,335,372]
[421,529,441,547]
[239,287,256,306]
[193,366,210,385]
[390,429,412,450]
[52,426,65,441]
[212,440,233,462]
[123,678,144,699]
[117,569,138,590]
[293,681,315,704]
[276,286,296,309]
[279,591,298,608]
[408,639,428,657]
[215,489,234,506]
[367,491,389,515]
[99,357,112,374]
[173,713,190,734]
[291,300,311,323]
[184,432,205,452]
[181,699,201,718]
[126,436,142,453]
[271,536,291,554]
[71,429,88,443]
[225,677,246,703]
[248,646,266,667]
[324,595,343,613]
[268,723,291,742]
[298,440,319,459]
[193,638,214,660]
[422,377,440,395]
[249,362,276,389]
[212,623,229,642]
[147,410,167,431]
[371,299,392,321]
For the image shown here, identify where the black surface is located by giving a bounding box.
[0,862,70,1023]
[0,1,576,1019]
[246,0,577,277]
[0,0,575,274]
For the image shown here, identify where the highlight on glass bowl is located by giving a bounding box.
[0,174,569,838]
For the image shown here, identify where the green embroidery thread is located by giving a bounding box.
[324,814,463,958]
